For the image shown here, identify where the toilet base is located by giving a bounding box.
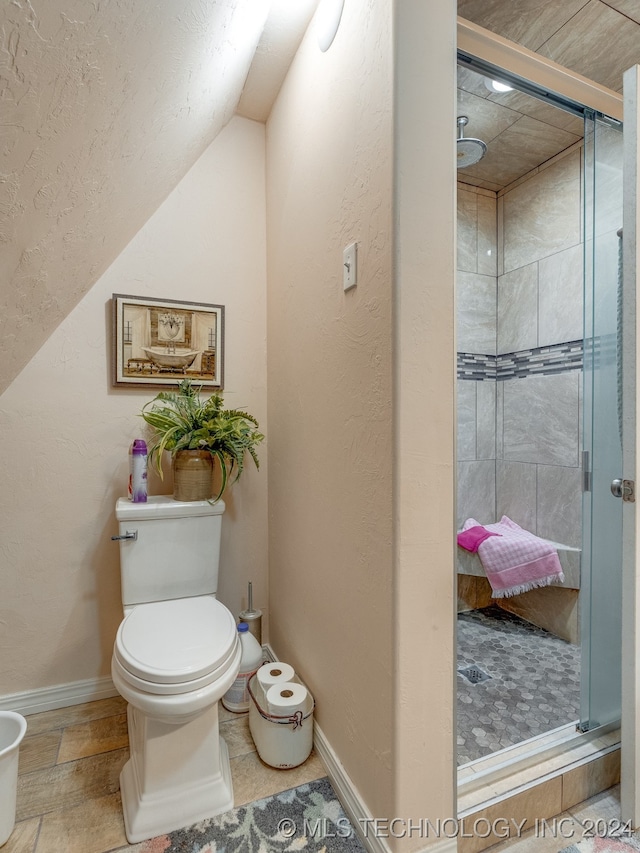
[120,703,234,843]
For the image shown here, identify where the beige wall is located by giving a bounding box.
[0,0,269,395]
[393,0,457,839]
[266,0,456,843]
[266,0,394,821]
[0,116,268,697]
[1,0,459,837]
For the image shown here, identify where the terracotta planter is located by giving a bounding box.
[172,450,214,501]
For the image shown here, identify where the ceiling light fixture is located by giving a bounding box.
[316,0,345,52]
[484,78,514,94]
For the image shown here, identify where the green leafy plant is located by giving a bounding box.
[141,379,264,501]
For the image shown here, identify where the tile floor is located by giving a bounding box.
[482,785,626,853]
[6,694,624,853]
[457,606,581,765]
[7,696,326,853]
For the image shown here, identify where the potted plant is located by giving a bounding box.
[141,379,264,502]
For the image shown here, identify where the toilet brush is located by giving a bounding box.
[239,581,262,645]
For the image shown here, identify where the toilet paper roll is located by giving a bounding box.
[266,682,308,717]
[254,663,296,708]
[257,662,295,691]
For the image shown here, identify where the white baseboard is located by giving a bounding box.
[0,676,119,716]
[265,645,455,853]
[0,645,275,717]
[313,724,457,853]
[312,722,391,853]
[0,645,276,717]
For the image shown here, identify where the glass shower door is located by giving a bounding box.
[581,113,624,731]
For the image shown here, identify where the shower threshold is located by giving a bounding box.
[457,719,620,815]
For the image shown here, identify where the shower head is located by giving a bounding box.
[457,116,487,168]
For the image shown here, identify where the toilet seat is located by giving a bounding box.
[114,597,238,695]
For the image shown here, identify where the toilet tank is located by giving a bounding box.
[115,496,225,607]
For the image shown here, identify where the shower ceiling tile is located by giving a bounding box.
[457,66,493,99]
[536,0,640,92]
[486,89,584,136]
[602,0,640,25]
[457,0,590,51]
[457,88,522,144]
[457,65,584,189]
[460,115,581,190]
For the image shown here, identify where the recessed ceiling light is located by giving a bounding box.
[484,78,514,94]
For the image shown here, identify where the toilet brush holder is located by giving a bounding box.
[239,581,262,645]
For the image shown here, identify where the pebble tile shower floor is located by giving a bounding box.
[457,605,581,766]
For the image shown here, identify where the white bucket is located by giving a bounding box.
[0,712,27,847]
[248,676,314,769]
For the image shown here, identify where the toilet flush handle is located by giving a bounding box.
[111,530,138,541]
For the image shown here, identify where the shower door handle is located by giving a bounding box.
[611,479,635,502]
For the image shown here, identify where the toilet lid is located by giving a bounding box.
[115,597,237,685]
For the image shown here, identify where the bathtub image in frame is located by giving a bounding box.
[112,294,224,389]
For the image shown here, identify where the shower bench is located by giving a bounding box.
[457,541,581,643]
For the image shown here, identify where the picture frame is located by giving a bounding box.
[112,294,224,389]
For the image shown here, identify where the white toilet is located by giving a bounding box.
[111,495,241,843]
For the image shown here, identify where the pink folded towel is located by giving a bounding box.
[461,516,564,598]
[457,525,501,553]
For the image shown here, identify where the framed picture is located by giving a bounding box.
[112,294,224,389]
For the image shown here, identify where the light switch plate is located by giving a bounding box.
[343,242,357,291]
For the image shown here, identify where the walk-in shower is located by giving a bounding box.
[455,58,624,769]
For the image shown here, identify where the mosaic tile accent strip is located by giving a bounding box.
[457,352,497,381]
[457,605,580,766]
[458,340,584,381]
[497,340,583,380]
[458,336,619,382]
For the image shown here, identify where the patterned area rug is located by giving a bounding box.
[114,777,365,853]
[560,836,640,852]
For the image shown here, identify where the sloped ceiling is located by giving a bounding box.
[237,0,320,122]
[0,0,318,394]
[3,1,639,393]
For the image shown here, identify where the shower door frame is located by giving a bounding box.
[457,20,640,825]
[620,64,640,824]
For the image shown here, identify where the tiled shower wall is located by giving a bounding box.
[457,148,583,568]
[457,184,498,526]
